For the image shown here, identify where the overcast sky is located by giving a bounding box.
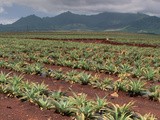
[1,0,160,24]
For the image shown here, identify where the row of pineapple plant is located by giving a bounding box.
[0,60,159,102]
[0,72,157,120]
[0,38,159,81]
[0,55,159,82]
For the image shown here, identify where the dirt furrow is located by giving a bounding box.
[28,37,160,48]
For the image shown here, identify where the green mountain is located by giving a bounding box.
[1,11,160,33]
[124,16,160,34]
[0,15,52,31]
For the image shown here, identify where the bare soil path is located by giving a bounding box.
[29,38,160,48]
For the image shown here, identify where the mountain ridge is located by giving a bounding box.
[1,11,160,34]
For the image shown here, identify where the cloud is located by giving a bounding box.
[1,0,160,16]
[0,18,18,24]
[0,7,4,13]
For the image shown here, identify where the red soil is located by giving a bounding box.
[0,93,70,120]
[0,68,160,119]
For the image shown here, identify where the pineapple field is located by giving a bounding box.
[0,32,160,120]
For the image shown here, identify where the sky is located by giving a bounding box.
[1,0,160,24]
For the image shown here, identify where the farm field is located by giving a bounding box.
[0,32,160,120]
[1,31,160,46]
